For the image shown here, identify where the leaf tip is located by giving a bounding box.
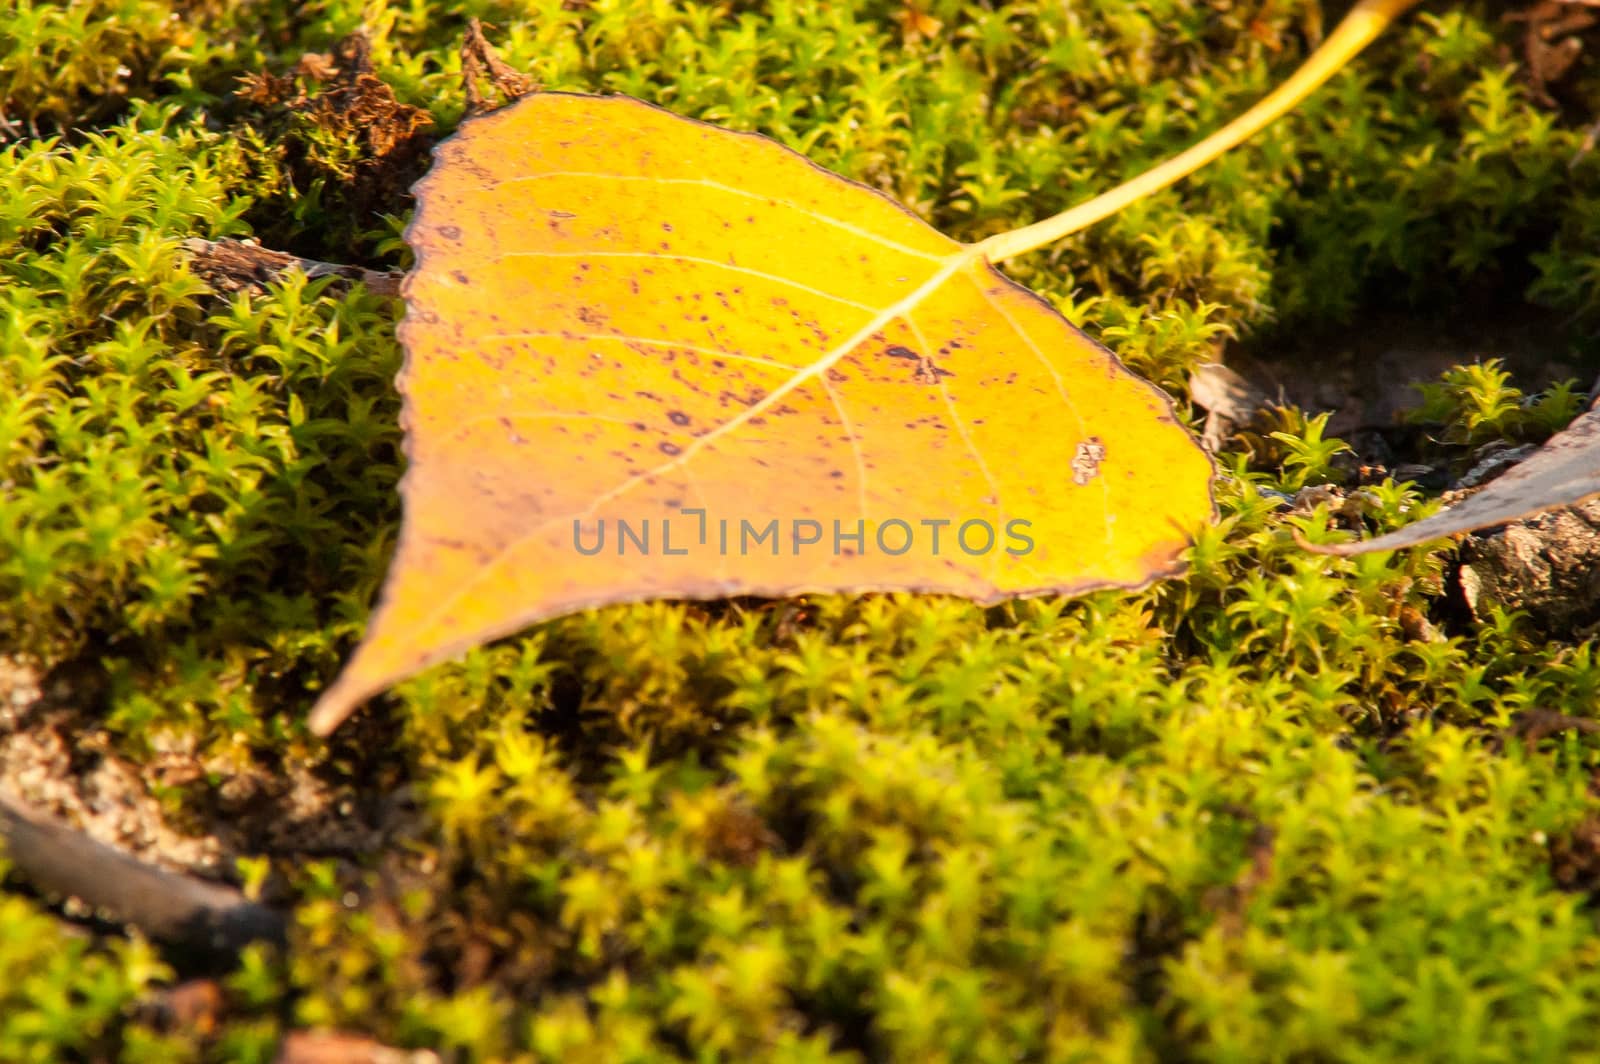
[306,684,363,737]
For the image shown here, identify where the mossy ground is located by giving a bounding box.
[5,0,1600,1060]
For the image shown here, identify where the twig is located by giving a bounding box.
[1508,709,1600,751]
[183,237,403,299]
[0,788,287,956]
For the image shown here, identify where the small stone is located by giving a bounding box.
[1458,497,1600,633]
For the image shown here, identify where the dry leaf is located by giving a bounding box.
[1304,401,1600,556]
[1189,363,1272,424]
[304,93,1215,733]
[1188,361,1273,453]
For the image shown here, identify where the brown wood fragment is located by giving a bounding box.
[1506,0,1600,105]
[183,238,402,298]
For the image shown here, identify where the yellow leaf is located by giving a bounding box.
[309,0,1421,734]
[306,93,1209,733]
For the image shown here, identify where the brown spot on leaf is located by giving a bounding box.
[885,344,953,384]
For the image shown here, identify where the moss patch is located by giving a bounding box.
[4,1,1600,1059]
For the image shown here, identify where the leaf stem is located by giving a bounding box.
[976,0,1422,264]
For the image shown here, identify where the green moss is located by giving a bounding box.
[4,0,1600,1060]
[0,855,173,1061]
[1409,358,1584,457]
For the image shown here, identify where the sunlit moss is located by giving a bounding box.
[4,1,1600,1060]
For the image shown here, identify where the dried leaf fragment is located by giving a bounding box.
[1305,401,1600,556]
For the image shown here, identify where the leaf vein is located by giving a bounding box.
[481,329,802,372]
[501,250,879,312]
[976,278,1115,556]
[478,171,947,263]
[393,252,976,647]
[907,314,1006,584]
[818,373,873,521]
